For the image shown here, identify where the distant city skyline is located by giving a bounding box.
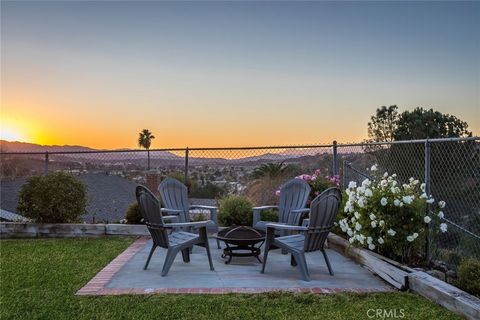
[1,1,479,148]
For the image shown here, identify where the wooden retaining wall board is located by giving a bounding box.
[327,233,409,290]
[409,271,480,320]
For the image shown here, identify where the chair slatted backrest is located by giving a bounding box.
[279,179,311,224]
[304,187,342,252]
[158,178,190,223]
[136,185,169,248]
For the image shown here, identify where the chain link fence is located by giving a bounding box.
[339,137,480,269]
[1,137,479,269]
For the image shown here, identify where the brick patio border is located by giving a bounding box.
[76,237,393,296]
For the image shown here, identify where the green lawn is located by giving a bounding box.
[0,237,460,320]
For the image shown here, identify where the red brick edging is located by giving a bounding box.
[76,237,149,295]
[77,237,393,296]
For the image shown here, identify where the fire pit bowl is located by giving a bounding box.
[215,226,266,264]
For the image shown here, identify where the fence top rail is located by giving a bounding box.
[336,136,479,148]
[0,144,334,155]
[0,136,477,155]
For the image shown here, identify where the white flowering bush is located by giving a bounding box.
[337,165,447,263]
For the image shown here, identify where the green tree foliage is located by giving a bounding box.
[367,105,399,142]
[394,108,472,140]
[17,172,87,223]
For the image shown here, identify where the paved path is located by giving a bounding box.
[78,237,393,295]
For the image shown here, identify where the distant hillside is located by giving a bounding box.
[0,140,327,164]
[0,140,96,153]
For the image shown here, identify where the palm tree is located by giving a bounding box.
[138,129,155,170]
[252,161,294,179]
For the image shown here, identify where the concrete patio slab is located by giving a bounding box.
[77,237,393,295]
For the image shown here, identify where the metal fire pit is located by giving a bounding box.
[216,226,266,264]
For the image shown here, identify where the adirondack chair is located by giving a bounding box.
[252,178,311,235]
[260,187,342,281]
[159,178,220,249]
[136,185,215,276]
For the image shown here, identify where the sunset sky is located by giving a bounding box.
[1,1,479,149]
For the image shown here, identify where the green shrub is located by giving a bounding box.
[17,172,87,223]
[456,259,480,297]
[260,209,278,222]
[125,202,143,224]
[218,195,253,227]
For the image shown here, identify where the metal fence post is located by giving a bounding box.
[184,147,189,185]
[342,160,348,189]
[44,151,49,175]
[332,140,338,176]
[424,138,431,261]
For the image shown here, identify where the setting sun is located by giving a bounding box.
[0,123,26,142]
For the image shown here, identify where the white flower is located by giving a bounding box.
[358,234,366,244]
[424,216,432,224]
[347,229,353,237]
[357,198,365,208]
[392,174,397,178]
[369,213,376,220]
[364,188,373,197]
[402,196,413,205]
[413,232,419,239]
[368,243,376,250]
[399,202,404,207]
[379,220,385,227]
[378,237,384,244]
[371,221,377,228]
[394,199,401,207]
[354,212,361,219]
[412,180,419,185]
[348,181,357,189]
[387,229,396,236]
[440,223,448,233]
[380,180,388,187]
[356,186,366,194]
[383,172,389,178]
[420,183,426,191]
[367,236,373,244]
[380,198,388,206]
[438,211,444,219]
[409,177,414,183]
[349,237,355,244]
[390,186,397,194]
[355,222,362,231]
[407,235,415,242]
[362,178,371,187]
[420,193,427,199]
[426,198,435,204]
[438,201,446,209]
[370,164,378,171]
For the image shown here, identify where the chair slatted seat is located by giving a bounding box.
[261,187,342,281]
[136,185,215,277]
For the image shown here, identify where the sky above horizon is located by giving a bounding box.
[1,1,479,149]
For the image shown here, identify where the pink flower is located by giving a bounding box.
[314,169,322,176]
[275,190,281,196]
[295,174,312,182]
